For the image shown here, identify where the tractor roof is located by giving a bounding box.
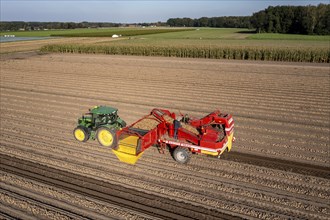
[90,106,118,115]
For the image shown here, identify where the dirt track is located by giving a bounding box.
[0,53,329,219]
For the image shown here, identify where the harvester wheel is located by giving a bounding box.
[172,147,191,164]
[96,127,117,148]
[73,126,90,142]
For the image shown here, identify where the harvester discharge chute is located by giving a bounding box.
[112,135,144,164]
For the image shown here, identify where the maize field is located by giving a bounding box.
[41,44,330,62]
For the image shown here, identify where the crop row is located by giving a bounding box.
[40,44,330,63]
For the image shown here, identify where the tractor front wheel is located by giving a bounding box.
[172,147,191,164]
[73,126,90,142]
[96,127,117,148]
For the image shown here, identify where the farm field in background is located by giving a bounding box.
[107,28,330,48]
[1,28,106,37]
[2,27,329,47]
[2,28,329,62]
[0,27,193,37]
[247,32,330,41]
[39,28,330,62]
[0,37,121,53]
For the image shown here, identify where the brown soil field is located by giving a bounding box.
[0,37,122,54]
[0,53,329,219]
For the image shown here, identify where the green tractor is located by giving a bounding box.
[73,106,126,148]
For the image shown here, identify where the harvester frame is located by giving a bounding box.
[111,108,235,164]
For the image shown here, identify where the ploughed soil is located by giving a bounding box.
[0,37,122,54]
[0,53,329,219]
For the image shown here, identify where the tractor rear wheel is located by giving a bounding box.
[172,147,191,164]
[96,127,117,148]
[73,126,90,142]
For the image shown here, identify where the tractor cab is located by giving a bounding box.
[78,106,122,128]
[89,106,119,127]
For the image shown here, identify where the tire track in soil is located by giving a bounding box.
[0,187,94,220]
[2,130,329,194]
[3,140,326,219]
[0,153,240,220]
[1,172,157,220]
[1,139,329,219]
[1,126,328,217]
[221,152,330,179]
[0,205,36,220]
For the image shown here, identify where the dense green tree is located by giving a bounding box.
[0,21,121,31]
[166,16,251,28]
[314,4,330,34]
[251,4,330,35]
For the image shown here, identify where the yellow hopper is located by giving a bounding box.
[112,135,144,165]
[227,132,234,152]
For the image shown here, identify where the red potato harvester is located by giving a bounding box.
[74,107,235,164]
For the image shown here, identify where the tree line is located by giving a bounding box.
[0,21,120,31]
[0,21,167,31]
[167,16,252,28]
[167,4,329,35]
[251,4,329,35]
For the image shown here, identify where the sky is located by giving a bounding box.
[0,0,329,23]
